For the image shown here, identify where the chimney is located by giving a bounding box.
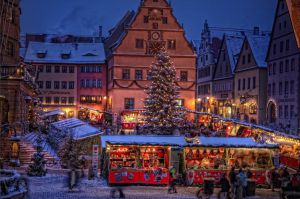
[253,27,260,35]
[99,26,103,38]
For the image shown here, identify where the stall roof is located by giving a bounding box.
[101,136,185,148]
[41,108,65,118]
[51,118,86,129]
[101,136,278,149]
[193,137,278,148]
[72,125,103,140]
[51,118,103,140]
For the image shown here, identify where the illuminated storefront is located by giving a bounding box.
[121,110,144,133]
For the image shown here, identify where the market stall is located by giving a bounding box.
[100,136,184,185]
[184,137,278,186]
[279,145,300,170]
[121,110,144,134]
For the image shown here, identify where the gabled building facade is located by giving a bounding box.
[105,0,196,123]
[196,21,221,112]
[234,34,269,124]
[266,0,300,135]
[212,34,244,118]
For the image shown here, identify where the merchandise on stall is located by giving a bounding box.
[184,137,278,185]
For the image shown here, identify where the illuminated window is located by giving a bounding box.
[168,40,176,49]
[249,103,257,114]
[176,99,185,107]
[61,97,67,104]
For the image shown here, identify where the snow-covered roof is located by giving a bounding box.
[101,136,278,149]
[246,34,270,67]
[51,118,86,129]
[72,125,102,140]
[24,42,106,64]
[224,35,244,73]
[101,136,185,148]
[194,137,277,148]
[41,108,65,118]
[51,118,102,140]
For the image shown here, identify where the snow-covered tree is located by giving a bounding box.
[143,48,185,134]
[27,135,47,176]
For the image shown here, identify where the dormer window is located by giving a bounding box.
[61,53,71,59]
[36,51,47,58]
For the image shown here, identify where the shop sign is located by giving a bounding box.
[92,145,99,177]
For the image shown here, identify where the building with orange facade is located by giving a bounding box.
[105,0,196,129]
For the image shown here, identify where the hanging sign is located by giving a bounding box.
[92,145,99,177]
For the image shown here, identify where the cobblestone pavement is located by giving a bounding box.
[25,175,281,199]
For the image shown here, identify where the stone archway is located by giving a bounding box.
[267,101,277,123]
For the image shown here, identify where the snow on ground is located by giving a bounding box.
[79,176,108,187]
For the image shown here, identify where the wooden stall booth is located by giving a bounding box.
[100,136,185,185]
[184,137,278,186]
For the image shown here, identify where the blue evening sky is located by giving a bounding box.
[20,0,277,39]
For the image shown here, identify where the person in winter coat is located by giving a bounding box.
[229,167,236,197]
[168,169,177,194]
[218,173,230,199]
[237,169,247,198]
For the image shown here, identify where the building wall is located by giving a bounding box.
[234,38,268,124]
[107,0,196,120]
[77,64,107,111]
[0,0,20,66]
[35,64,78,118]
[267,0,300,135]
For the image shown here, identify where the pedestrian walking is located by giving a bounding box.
[237,169,247,198]
[229,167,236,198]
[110,164,125,198]
[218,173,230,199]
[168,167,177,194]
[68,169,77,191]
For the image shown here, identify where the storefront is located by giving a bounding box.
[184,137,278,186]
[121,110,144,133]
[101,136,183,185]
[78,106,112,126]
[279,145,300,170]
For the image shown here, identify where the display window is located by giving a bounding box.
[107,145,170,185]
[184,147,274,185]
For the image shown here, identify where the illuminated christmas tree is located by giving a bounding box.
[143,49,185,134]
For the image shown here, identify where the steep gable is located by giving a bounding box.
[142,0,169,7]
[213,34,244,80]
[113,0,195,56]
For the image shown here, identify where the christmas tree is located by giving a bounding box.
[27,135,47,176]
[143,48,185,134]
